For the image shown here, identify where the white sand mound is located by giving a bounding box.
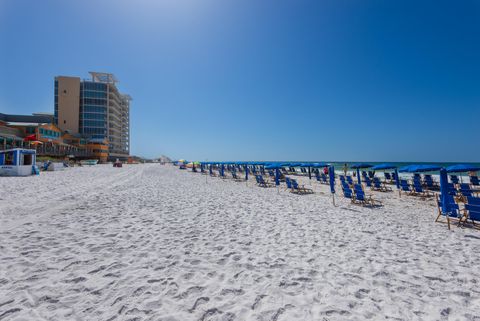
[0,164,479,321]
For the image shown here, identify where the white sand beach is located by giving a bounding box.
[0,164,479,321]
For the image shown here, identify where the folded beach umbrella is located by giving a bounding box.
[445,164,480,173]
[439,168,450,215]
[329,165,335,194]
[329,165,336,205]
[350,163,373,185]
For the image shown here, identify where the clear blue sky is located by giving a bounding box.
[0,0,479,162]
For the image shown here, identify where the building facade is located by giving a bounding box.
[54,72,131,159]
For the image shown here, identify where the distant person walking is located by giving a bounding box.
[343,163,348,176]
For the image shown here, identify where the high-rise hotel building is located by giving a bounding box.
[54,72,131,158]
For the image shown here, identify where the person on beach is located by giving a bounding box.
[323,166,328,175]
[343,163,348,176]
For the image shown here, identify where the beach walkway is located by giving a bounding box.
[0,164,479,320]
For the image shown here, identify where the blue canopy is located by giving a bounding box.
[310,163,329,168]
[445,164,480,173]
[289,163,302,167]
[299,163,312,167]
[329,165,335,194]
[350,163,373,169]
[399,164,442,173]
[265,163,283,169]
[371,163,397,170]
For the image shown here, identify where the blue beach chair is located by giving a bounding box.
[256,175,273,188]
[450,175,459,184]
[353,184,382,207]
[290,179,314,194]
[346,176,354,186]
[372,177,392,192]
[435,194,461,230]
[384,172,392,182]
[423,175,439,190]
[363,176,372,187]
[342,184,354,200]
[412,179,433,198]
[470,175,479,186]
[400,180,413,194]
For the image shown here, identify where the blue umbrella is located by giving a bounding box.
[351,163,372,185]
[371,163,396,170]
[310,163,329,168]
[371,164,400,189]
[399,164,442,173]
[439,168,449,215]
[329,165,335,194]
[329,165,336,205]
[394,168,400,189]
[445,164,480,173]
[264,163,282,186]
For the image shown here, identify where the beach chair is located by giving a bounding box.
[447,183,457,196]
[384,172,392,182]
[363,176,373,187]
[320,173,328,184]
[470,175,479,186]
[467,196,480,206]
[412,180,434,198]
[290,179,314,194]
[346,175,354,186]
[458,204,480,229]
[423,175,439,190]
[285,177,293,190]
[353,184,382,207]
[400,180,413,195]
[341,184,354,200]
[435,194,461,230]
[256,175,273,187]
[231,171,244,182]
[372,177,392,192]
[339,175,346,183]
[450,175,459,184]
[391,172,398,182]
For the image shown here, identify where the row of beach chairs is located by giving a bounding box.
[340,181,382,207]
[436,194,480,230]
